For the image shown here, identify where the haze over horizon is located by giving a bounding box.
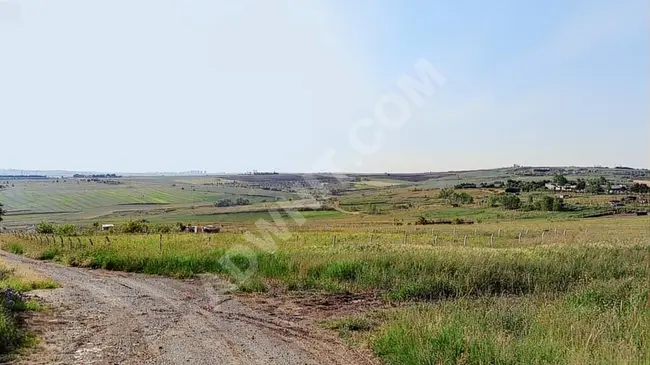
[1,0,648,173]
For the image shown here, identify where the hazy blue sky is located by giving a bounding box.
[1,0,648,173]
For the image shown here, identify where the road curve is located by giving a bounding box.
[1,251,375,365]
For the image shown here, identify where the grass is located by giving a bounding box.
[0,260,56,356]
[1,214,648,364]
[373,283,649,365]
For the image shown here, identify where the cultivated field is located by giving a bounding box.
[1,167,649,364]
[0,176,297,228]
[2,215,649,364]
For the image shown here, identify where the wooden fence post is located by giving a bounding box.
[463,235,467,246]
[490,233,494,247]
[518,232,522,243]
[159,234,163,251]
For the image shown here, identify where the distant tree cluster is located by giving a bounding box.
[439,188,474,206]
[0,202,4,222]
[215,197,251,207]
[36,222,76,236]
[487,193,566,211]
[505,179,551,192]
[585,177,606,194]
[630,183,650,194]
[73,174,121,178]
[453,183,477,189]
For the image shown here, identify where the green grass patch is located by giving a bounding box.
[0,265,55,356]
[373,284,649,365]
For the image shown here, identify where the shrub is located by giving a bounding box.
[35,222,55,234]
[55,224,76,236]
[121,220,149,234]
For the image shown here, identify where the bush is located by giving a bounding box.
[440,189,474,206]
[120,220,149,234]
[35,222,55,234]
[55,224,76,236]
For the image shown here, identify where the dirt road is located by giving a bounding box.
[1,251,375,365]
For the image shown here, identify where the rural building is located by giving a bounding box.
[545,183,577,192]
[607,185,627,194]
[101,224,115,231]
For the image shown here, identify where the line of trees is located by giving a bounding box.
[215,197,251,207]
[439,188,474,206]
[487,194,566,211]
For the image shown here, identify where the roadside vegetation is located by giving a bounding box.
[0,259,56,357]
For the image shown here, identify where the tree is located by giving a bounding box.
[575,178,586,191]
[541,196,555,211]
[501,194,521,210]
[0,202,4,222]
[553,174,568,186]
[585,178,604,194]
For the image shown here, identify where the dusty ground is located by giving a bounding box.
[0,251,376,365]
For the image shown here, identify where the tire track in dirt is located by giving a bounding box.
[0,251,376,365]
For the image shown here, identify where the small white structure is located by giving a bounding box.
[101,224,115,231]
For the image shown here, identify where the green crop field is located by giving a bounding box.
[0,176,298,228]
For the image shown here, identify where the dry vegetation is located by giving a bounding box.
[1,215,648,364]
[0,257,57,357]
[1,169,649,364]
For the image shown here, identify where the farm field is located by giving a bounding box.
[1,167,649,364]
[0,176,298,228]
[2,214,649,364]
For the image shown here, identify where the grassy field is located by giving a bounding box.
[2,215,648,364]
[0,258,57,357]
[1,168,649,364]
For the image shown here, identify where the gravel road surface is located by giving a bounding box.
[1,251,375,365]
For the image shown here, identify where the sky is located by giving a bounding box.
[0,0,648,173]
